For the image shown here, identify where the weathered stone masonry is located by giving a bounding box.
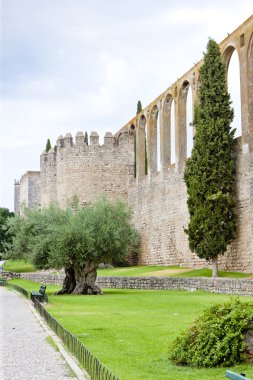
[14,171,40,214]
[39,130,133,209]
[15,16,253,272]
[16,272,253,297]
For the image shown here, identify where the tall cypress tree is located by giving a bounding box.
[137,100,142,114]
[46,138,51,152]
[184,39,236,277]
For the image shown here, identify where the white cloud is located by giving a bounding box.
[89,53,132,114]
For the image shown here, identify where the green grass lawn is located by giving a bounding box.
[173,268,252,278]
[97,265,185,277]
[3,260,252,278]
[97,265,252,278]
[9,278,253,380]
[8,278,60,296]
[3,260,37,273]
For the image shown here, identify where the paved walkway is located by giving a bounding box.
[0,287,80,380]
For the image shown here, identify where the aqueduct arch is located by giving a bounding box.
[178,80,194,162]
[248,32,253,133]
[148,105,159,175]
[136,115,147,179]
[222,45,242,138]
[128,15,253,181]
[162,94,173,167]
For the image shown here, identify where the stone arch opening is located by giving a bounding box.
[179,80,192,161]
[171,99,176,164]
[186,86,193,157]
[222,46,236,69]
[223,46,242,138]
[129,124,135,134]
[128,124,137,177]
[248,33,253,132]
[157,110,161,172]
[149,105,159,174]
[162,94,173,167]
[136,115,147,178]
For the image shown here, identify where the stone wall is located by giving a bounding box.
[20,272,253,297]
[19,171,41,212]
[14,180,20,214]
[128,166,196,267]
[128,136,253,272]
[40,131,134,208]
[1,271,21,280]
[20,272,64,284]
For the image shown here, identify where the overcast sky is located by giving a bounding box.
[1,0,252,211]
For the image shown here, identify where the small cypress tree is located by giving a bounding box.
[184,38,236,277]
[46,138,51,152]
[84,131,89,145]
[137,100,142,114]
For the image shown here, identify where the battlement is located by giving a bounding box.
[40,130,131,165]
[38,127,133,209]
[20,171,40,182]
[55,131,119,150]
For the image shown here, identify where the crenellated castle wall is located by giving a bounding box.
[40,130,134,208]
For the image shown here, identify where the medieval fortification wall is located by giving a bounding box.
[39,130,134,209]
[15,16,253,272]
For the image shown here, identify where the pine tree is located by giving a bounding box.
[137,100,142,114]
[84,131,89,145]
[184,39,236,277]
[46,138,51,152]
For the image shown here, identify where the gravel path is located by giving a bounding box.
[0,287,77,380]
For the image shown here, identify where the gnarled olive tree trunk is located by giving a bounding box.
[72,260,102,295]
[56,260,102,295]
[55,265,76,295]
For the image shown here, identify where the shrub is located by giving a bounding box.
[169,299,253,367]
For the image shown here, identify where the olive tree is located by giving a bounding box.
[5,199,139,295]
[50,198,140,295]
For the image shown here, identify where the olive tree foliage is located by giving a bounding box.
[5,199,140,295]
[0,208,14,257]
[184,39,236,277]
[4,205,67,268]
[50,198,140,295]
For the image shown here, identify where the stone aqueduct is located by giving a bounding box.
[117,15,253,176]
[15,16,253,272]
